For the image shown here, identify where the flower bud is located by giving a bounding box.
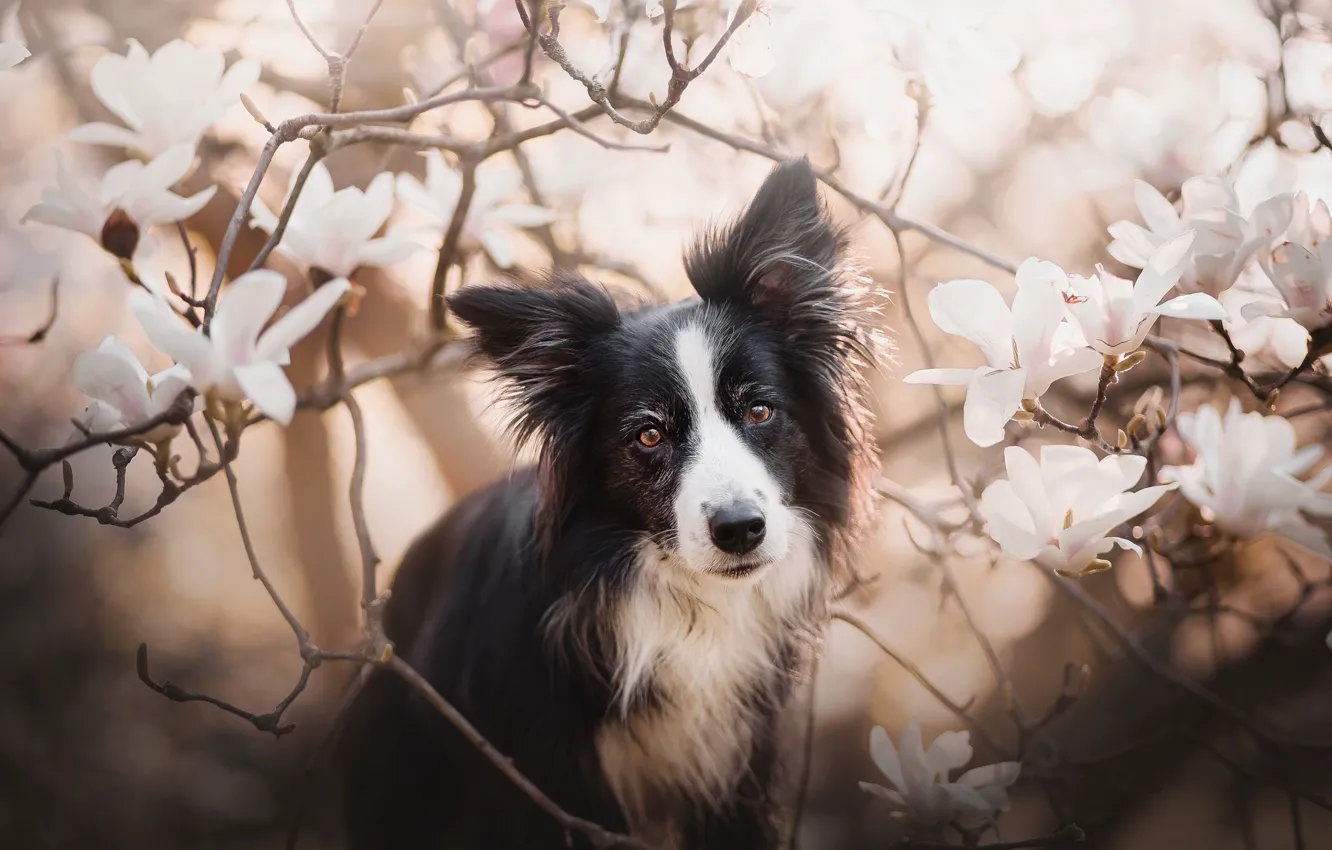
[100,208,140,260]
[1114,350,1147,372]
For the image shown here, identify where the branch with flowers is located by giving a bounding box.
[2,1,1331,849]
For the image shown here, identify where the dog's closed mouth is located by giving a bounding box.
[713,561,767,579]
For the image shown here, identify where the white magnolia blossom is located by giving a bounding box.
[0,42,30,70]
[130,271,352,425]
[904,259,1103,447]
[872,0,1020,99]
[72,336,193,445]
[69,39,257,159]
[22,145,215,260]
[1250,191,1332,331]
[250,161,418,279]
[982,445,1177,576]
[1108,178,1293,296]
[395,153,556,270]
[1161,400,1332,557]
[1062,232,1226,356]
[859,719,1020,826]
[1221,283,1311,372]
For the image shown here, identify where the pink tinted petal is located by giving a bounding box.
[1132,230,1195,311]
[71,343,151,420]
[213,270,288,364]
[903,368,973,386]
[68,122,142,149]
[1107,221,1158,268]
[927,280,1013,366]
[129,290,215,384]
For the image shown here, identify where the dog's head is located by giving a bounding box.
[449,158,881,582]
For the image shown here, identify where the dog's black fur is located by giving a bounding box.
[336,159,881,849]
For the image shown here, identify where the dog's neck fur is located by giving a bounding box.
[585,526,826,845]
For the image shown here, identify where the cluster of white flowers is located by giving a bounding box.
[860,719,1020,826]
[906,173,1332,571]
[13,36,568,441]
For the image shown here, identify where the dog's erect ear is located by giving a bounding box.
[447,277,620,449]
[685,157,842,314]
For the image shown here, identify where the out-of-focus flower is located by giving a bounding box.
[871,0,1019,99]
[904,259,1102,447]
[1108,178,1293,296]
[130,271,351,425]
[69,39,259,159]
[395,152,555,269]
[859,719,1020,826]
[1251,192,1332,331]
[72,336,193,445]
[1221,283,1311,371]
[250,161,418,280]
[1161,399,1332,557]
[22,146,215,261]
[0,42,30,70]
[1063,232,1226,356]
[982,445,1176,576]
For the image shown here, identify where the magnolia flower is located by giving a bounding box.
[1221,284,1311,371]
[646,0,774,78]
[859,720,1020,826]
[72,336,193,445]
[130,270,351,425]
[250,161,418,280]
[69,39,259,159]
[982,445,1176,576]
[1108,178,1293,296]
[0,42,30,70]
[1063,232,1226,356]
[22,145,215,260]
[1161,400,1332,557]
[904,259,1102,447]
[395,153,555,270]
[1251,192,1332,331]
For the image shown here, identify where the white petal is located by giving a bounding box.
[88,45,143,132]
[925,730,972,780]
[727,4,775,79]
[869,726,905,791]
[255,277,351,361]
[355,236,421,269]
[939,782,999,819]
[957,761,1021,789]
[858,782,908,808]
[234,361,297,425]
[1132,230,1195,312]
[0,42,31,70]
[1106,220,1158,269]
[71,343,151,421]
[927,280,1013,366]
[981,479,1044,560]
[897,719,931,798]
[903,368,974,386]
[213,270,288,365]
[480,228,515,269]
[488,204,559,228]
[963,366,1026,448]
[1134,180,1183,237]
[129,289,216,386]
[1149,292,1229,322]
[68,122,143,149]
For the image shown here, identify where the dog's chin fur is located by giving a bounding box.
[336,159,885,850]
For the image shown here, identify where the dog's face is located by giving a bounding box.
[449,158,874,581]
[590,303,809,580]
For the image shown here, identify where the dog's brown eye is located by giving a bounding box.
[638,427,663,448]
[747,403,773,424]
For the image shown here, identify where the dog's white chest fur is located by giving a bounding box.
[595,532,822,838]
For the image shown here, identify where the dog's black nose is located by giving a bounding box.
[708,503,766,555]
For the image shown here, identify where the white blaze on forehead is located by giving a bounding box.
[671,321,789,571]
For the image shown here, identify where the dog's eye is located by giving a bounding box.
[746,402,773,424]
[638,427,664,448]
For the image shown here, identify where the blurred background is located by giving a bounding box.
[0,0,1330,847]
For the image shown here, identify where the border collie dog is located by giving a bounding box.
[338,159,881,849]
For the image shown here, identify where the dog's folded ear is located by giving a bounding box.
[447,277,620,449]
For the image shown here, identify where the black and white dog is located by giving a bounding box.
[337,158,882,849]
